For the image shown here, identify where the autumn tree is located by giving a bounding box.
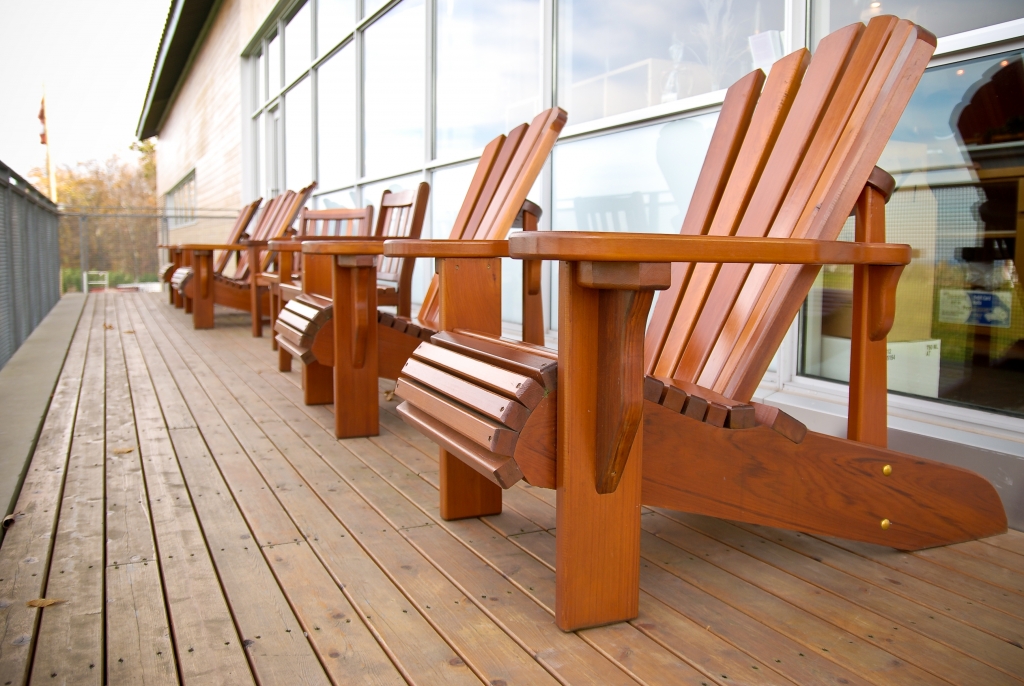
[30,140,159,289]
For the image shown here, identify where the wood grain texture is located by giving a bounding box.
[401,358,529,430]
[556,262,642,630]
[642,400,1006,550]
[411,342,545,409]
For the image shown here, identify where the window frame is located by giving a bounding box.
[239,0,1024,439]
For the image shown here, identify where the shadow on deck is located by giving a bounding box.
[0,292,1022,685]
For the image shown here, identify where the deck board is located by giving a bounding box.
[0,292,1021,685]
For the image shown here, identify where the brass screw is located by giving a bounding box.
[882,465,892,476]
[880,519,891,530]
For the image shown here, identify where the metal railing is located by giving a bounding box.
[0,160,61,371]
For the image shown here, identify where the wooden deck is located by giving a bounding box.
[0,291,1022,685]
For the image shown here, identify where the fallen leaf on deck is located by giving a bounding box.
[103,323,114,330]
[2,512,23,529]
[123,330,135,334]
[384,391,395,402]
[26,599,65,608]
[112,447,134,455]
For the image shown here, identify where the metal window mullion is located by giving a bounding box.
[355,23,365,187]
[425,0,435,164]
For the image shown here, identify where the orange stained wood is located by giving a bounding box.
[383,239,509,258]
[716,21,937,400]
[213,198,262,274]
[556,261,643,630]
[436,256,505,520]
[674,26,862,382]
[654,49,810,379]
[507,232,910,266]
[644,70,764,373]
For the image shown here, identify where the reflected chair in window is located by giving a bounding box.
[160,197,262,307]
[174,182,316,334]
[389,17,1006,631]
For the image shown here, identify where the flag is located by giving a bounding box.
[38,97,47,145]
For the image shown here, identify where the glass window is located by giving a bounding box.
[268,107,282,197]
[557,0,785,126]
[317,46,357,191]
[256,50,265,105]
[318,0,356,55]
[363,0,425,179]
[800,51,1024,416]
[552,114,717,233]
[811,1,1024,47]
[285,77,313,190]
[256,112,265,198]
[268,33,282,95]
[285,2,312,85]
[435,0,542,159]
[317,187,358,209]
[363,0,390,19]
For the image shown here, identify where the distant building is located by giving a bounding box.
[139,0,1024,528]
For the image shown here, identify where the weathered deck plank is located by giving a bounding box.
[17,296,100,686]
[122,296,330,686]
[3,292,1020,686]
[103,296,178,685]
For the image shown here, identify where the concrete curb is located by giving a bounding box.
[0,294,87,519]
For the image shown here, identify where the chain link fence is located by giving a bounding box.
[0,160,60,371]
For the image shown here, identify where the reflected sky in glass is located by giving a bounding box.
[552,113,717,233]
[317,46,356,191]
[812,0,1024,46]
[318,0,355,55]
[363,0,425,179]
[558,0,784,125]
[285,2,311,85]
[435,0,541,159]
[285,77,313,189]
[317,187,358,209]
[363,0,390,20]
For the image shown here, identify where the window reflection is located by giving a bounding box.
[316,187,358,209]
[552,114,717,233]
[558,0,784,126]
[435,0,541,159]
[801,52,1024,416]
[317,47,356,191]
[285,2,312,85]
[318,0,355,55]
[811,0,1024,46]
[363,0,390,20]
[285,78,313,190]
[363,0,425,179]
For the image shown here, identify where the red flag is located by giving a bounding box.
[38,97,46,145]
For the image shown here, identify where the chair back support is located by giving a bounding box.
[373,183,430,312]
[298,206,375,237]
[644,17,935,401]
[231,181,317,280]
[213,198,262,274]
[416,108,567,326]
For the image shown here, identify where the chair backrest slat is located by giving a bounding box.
[373,184,430,295]
[672,24,863,382]
[464,124,530,240]
[213,198,262,274]
[651,50,809,378]
[641,16,935,404]
[299,206,375,238]
[715,20,934,400]
[644,70,763,373]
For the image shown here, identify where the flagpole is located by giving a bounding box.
[40,88,57,204]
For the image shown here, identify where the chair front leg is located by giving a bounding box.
[437,255,504,520]
[248,243,262,337]
[332,254,379,438]
[556,259,668,631]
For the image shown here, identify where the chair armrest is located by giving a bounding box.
[384,239,509,259]
[179,243,245,251]
[302,239,386,256]
[508,232,911,266]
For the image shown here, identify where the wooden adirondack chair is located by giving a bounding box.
[159,198,262,306]
[176,182,316,334]
[273,184,429,407]
[267,206,376,360]
[286,108,566,439]
[387,18,1007,631]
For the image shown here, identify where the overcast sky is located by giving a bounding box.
[0,0,169,180]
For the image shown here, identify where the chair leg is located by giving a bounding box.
[278,347,292,373]
[555,261,642,631]
[440,452,501,520]
[192,251,214,329]
[303,362,333,405]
